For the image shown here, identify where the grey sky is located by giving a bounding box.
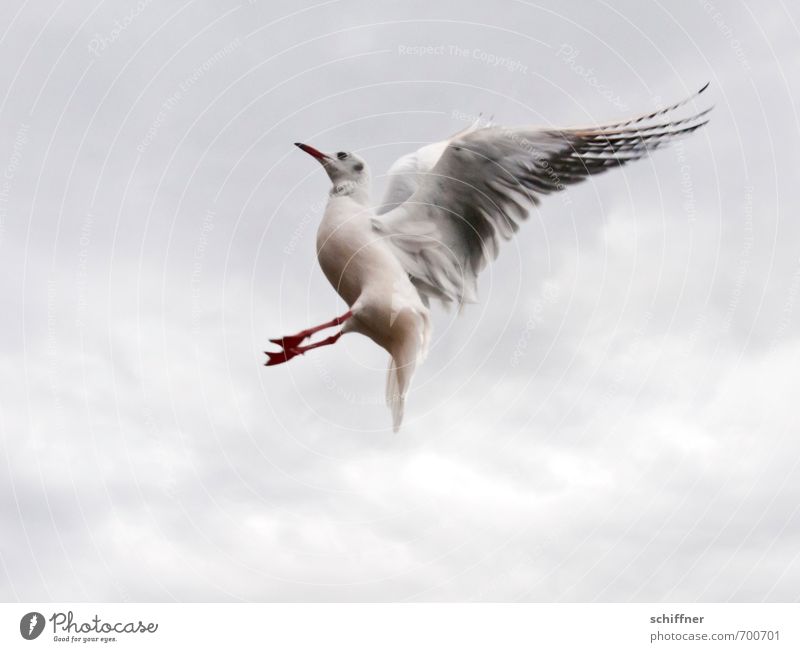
[1,0,799,601]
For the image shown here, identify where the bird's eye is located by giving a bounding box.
[336,151,349,160]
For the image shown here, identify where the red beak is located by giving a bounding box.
[294,142,330,161]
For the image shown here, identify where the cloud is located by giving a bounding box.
[1,0,798,601]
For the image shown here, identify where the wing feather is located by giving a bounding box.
[373,86,711,305]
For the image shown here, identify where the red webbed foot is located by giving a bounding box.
[268,334,308,351]
[264,346,302,366]
[263,310,352,367]
[264,331,344,366]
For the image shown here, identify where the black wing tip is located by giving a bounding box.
[698,81,711,94]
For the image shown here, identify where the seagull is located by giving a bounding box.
[265,84,711,431]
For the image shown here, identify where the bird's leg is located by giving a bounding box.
[264,331,344,366]
[268,310,352,351]
[264,310,352,367]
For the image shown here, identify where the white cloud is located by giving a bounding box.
[1,0,799,602]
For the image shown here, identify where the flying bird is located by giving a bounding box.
[265,84,711,431]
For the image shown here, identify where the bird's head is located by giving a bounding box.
[294,143,369,198]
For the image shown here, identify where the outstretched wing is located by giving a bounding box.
[376,116,489,214]
[372,85,711,305]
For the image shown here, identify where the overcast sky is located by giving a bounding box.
[2,0,799,601]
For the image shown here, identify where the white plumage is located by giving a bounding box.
[265,85,711,431]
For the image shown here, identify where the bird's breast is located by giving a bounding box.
[315,203,378,306]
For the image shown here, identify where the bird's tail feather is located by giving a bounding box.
[385,309,430,432]
[386,356,407,433]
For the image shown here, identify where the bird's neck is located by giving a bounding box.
[329,178,370,205]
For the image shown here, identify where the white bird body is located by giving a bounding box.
[315,192,431,429]
[265,86,711,431]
